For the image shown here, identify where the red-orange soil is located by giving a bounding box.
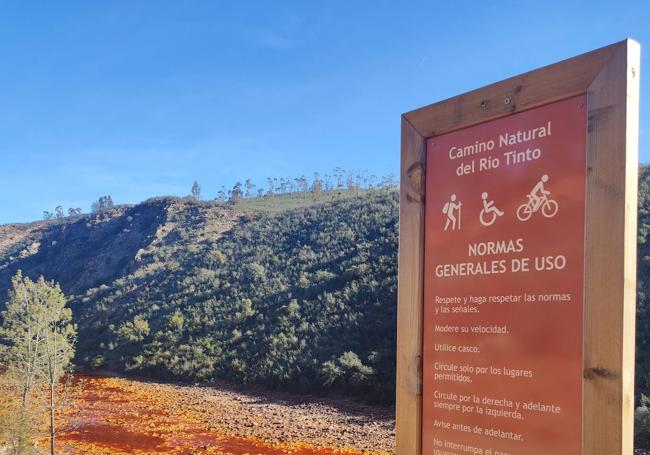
[52,376,394,454]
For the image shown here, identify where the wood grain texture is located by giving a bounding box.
[396,116,426,455]
[404,42,620,139]
[399,39,639,454]
[583,39,640,455]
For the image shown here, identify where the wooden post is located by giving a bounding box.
[583,39,640,455]
[396,116,426,454]
[396,40,640,454]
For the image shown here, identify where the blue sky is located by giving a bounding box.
[0,1,649,224]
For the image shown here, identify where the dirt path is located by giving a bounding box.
[57,375,395,454]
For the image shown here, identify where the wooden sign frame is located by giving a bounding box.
[397,39,640,454]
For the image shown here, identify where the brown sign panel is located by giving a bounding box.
[422,95,587,454]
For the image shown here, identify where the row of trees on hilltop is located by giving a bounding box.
[42,196,114,220]
[40,169,396,220]
[189,168,398,202]
[43,206,82,220]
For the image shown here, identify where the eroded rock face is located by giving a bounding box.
[20,241,41,258]
[0,203,161,299]
[0,198,238,302]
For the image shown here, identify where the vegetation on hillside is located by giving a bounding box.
[1,180,398,403]
[636,165,650,446]
[73,189,398,402]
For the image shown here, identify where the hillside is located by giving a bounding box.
[0,189,398,402]
[5,173,650,411]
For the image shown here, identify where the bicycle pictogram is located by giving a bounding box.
[516,174,559,221]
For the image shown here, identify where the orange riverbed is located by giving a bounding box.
[52,376,389,455]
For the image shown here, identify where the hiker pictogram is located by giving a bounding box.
[442,194,462,231]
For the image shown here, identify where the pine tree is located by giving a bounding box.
[191,181,202,200]
[244,179,255,197]
[230,182,243,203]
[0,272,76,455]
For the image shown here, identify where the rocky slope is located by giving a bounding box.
[0,191,398,403]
